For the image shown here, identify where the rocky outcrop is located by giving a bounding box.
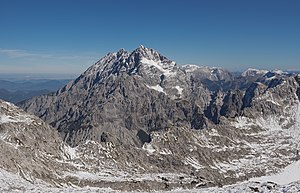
[220,89,244,118]
[0,100,68,185]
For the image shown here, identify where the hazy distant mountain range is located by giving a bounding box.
[0,79,71,103]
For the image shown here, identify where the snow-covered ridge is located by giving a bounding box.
[80,45,181,81]
[241,68,269,77]
[241,68,288,77]
[141,58,176,77]
[182,64,232,81]
[0,101,34,124]
[181,64,201,73]
[182,64,223,73]
[0,114,33,124]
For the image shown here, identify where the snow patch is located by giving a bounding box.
[0,168,116,193]
[3,101,13,106]
[266,75,276,80]
[141,58,176,77]
[233,116,256,129]
[159,148,172,155]
[250,160,300,185]
[146,84,166,94]
[0,114,33,124]
[63,145,78,159]
[174,86,183,96]
[266,99,281,106]
[63,171,100,180]
[142,143,156,154]
[256,116,282,132]
[184,157,204,170]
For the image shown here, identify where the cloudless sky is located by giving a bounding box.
[0,0,299,75]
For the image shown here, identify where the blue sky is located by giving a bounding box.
[0,0,299,75]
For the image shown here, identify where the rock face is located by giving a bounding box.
[0,100,67,184]
[17,46,300,190]
[19,46,212,147]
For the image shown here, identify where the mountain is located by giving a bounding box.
[241,68,269,77]
[18,46,300,191]
[182,64,233,82]
[19,46,212,147]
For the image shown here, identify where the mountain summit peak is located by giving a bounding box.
[117,48,126,52]
[133,46,165,61]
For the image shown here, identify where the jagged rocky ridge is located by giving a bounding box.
[19,46,212,147]
[15,46,300,191]
[0,99,67,185]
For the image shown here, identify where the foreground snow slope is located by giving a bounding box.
[251,160,300,185]
[1,165,300,193]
